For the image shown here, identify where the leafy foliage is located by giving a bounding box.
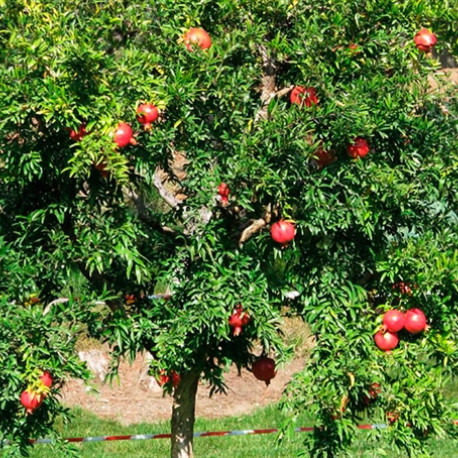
[0,0,456,456]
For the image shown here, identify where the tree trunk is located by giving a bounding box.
[170,369,200,458]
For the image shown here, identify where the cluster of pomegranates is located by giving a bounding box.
[227,305,276,385]
[291,28,436,167]
[20,371,53,415]
[69,103,159,176]
[69,103,159,146]
[374,308,427,352]
[291,85,371,161]
[157,369,181,389]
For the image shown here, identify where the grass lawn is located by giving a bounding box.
[27,397,457,458]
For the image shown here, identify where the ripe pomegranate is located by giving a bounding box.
[40,371,53,388]
[386,411,399,424]
[183,28,212,51]
[290,86,318,107]
[382,310,405,333]
[20,390,43,414]
[228,304,250,336]
[374,330,399,351]
[114,122,136,147]
[271,220,295,245]
[314,146,336,168]
[217,182,230,198]
[158,370,180,388]
[414,28,437,53]
[404,308,427,334]
[347,137,370,158]
[69,124,87,141]
[252,357,276,386]
[136,103,159,130]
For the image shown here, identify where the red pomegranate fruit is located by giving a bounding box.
[271,220,295,245]
[137,103,159,129]
[228,304,250,336]
[374,330,399,351]
[382,310,405,333]
[158,370,180,388]
[20,390,43,414]
[252,357,276,386]
[347,137,370,158]
[114,122,136,147]
[183,28,212,51]
[315,147,336,168]
[40,371,53,388]
[217,182,230,198]
[69,124,87,142]
[290,86,318,107]
[404,308,427,334]
[414,28,437,53]
[171,371,181,388]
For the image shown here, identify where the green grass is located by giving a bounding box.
[26,399,457,458]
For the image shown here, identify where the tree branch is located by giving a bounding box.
[238,204,272,246]
[122,185,176,234]
[153,166,184,208]
[239,218,267,245]
[254,45,294,122]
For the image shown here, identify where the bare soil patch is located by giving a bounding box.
[61,352,306,426]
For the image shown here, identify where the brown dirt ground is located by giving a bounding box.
[61,352,306,426]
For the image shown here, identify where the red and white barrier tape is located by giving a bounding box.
[18,420,457,445]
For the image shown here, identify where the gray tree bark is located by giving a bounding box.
[170,369,200,458]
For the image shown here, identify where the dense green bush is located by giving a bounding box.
[0,0,456,457]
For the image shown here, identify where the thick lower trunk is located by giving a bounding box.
[170,370,200,458]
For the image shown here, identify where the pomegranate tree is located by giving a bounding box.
[393,281,413,296]
[1,1,456,457]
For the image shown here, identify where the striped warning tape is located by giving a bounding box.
[20,420,457,445]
